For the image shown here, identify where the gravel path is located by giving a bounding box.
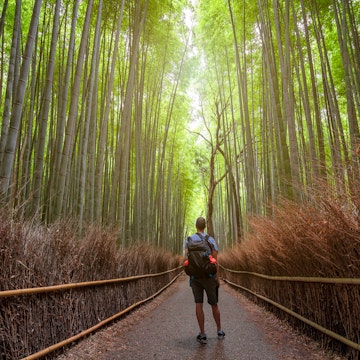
[57,274,344,360]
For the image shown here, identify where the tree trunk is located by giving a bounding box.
[258,0,293,200]
[32,0,60,215]
[94,0,125,223]
[274,0,300,195]
[227,0,256,213]
[110,0,148,245]
[56,0,94,217]
[0,0,19,167]
[78,0,103,230]
[292,0,319,182]
[0,0,42,199]
[0,0,8,126]
[333,0,360,181]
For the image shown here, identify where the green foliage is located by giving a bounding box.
[1,0,359,251]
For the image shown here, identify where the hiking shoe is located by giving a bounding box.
[197,333,207,344]
[217,330,225,339]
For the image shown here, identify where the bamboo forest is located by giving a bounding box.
[0,0,359,251]
[1,1,360,359]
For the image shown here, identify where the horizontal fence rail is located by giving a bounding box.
[219,265,360,285]
[220,265,360,352]
[21,269,183,360]
[0,266,182,359]
[0,266,183,298]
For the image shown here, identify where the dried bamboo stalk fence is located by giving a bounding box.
[0,267,183,360]
[220,265,360,358]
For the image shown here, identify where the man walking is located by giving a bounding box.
[184,217,225,344]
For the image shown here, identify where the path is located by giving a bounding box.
[58,274,341,360]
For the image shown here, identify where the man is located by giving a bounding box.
[184,217,225,344]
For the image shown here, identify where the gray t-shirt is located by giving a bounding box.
[185,232,219,253]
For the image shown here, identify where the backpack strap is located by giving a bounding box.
[196,233,215,253]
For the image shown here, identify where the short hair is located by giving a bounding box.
[195,217,206,231]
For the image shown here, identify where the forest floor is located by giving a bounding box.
[56,274,346,360]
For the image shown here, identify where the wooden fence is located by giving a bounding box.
[220,265,360,357]
[0,267,183,359]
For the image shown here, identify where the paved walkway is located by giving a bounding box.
[92,275,327,360]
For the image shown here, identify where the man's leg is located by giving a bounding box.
[211,304,221,331]
[203,278,222,331]
[195,302,205,334]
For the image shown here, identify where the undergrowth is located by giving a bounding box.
[0,216,182,359]
[219,181,360,359]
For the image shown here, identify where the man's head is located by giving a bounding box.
[196,217,206,231]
